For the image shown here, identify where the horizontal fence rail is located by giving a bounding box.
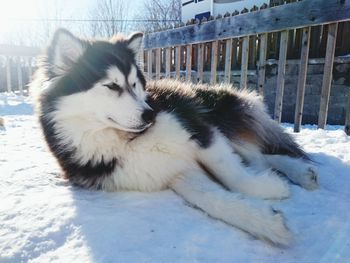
[142,0,350,134]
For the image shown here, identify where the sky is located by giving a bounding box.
[0,0,143,46]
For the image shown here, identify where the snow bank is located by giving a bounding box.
[1,95,349,263]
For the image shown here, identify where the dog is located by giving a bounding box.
[31,28,319,246]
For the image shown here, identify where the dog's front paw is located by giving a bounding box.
[299,166,319,190]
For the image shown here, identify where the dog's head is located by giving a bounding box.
[39,28,154,133]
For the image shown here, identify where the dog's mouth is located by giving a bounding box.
[107,117,153,133]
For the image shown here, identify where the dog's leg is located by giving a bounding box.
[170,169,292,246]
[197,134,290,199]
[264,155,319,190]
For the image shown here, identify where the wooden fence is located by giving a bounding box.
[142,0,350,134]
[0,45,40,95]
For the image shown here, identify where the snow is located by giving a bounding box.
[1,93,350,263]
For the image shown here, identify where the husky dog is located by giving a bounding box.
[32,29,319,246]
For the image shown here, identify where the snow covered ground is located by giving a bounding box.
[1,93,350,263]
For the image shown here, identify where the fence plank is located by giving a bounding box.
[6,57,12,93]
[294,27,311,132]
[318,23,338,129]
[147,50,152,79]
[345,96,350,136]
[210,40,218,84]
[240,36,249,89]
[165,48,171,78]
[17,58,23,95]
[257,33,267,95]
[143,0,350,49]
[155,48,161,80]
[197,44,204,83]
[175,46,181,79]
[274,30,289,123]
[224,38,233,83]
[186,45,192,81]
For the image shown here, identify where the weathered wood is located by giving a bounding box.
[274,30,289,123]
[345,96,350,136]
[143,0,350,49]
[318,23,338,129]
[155,48,161,80]
[210,41,218,84]
[165,48,171,78]
[197,44,204,83]
[147,50,152,79]
[27,57,32,81]
[257,33,267,95]
[240,36,249,89]
[294,27,311,133]
[175,46,181,79]
[224,38,233,83]
[6,57,12,93]
[186,45,192,81]
[0,45,40,57]
[17,58,23,95]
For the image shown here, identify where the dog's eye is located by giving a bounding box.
[103,83,123,94]
[132,83,136,88]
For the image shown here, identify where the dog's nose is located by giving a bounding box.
[141,109,155,124]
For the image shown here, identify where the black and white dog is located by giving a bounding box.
[32,29,319,245]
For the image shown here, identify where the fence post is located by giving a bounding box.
[294,27,311,132]
[240,36,249,89]
[165,48,171,78]
[16,57,23,95]
[274,30,289,123]
[155,48,161,80]
[186,45,192,81]
[6,57,12,93]
[224,39,233,83]
[197,44,204,83]
[318,23,338,129]
[210,40,218,84]
[175,46,181,79]
[147,50,152,80]
[345,96,350,136]
[257,33,267,96]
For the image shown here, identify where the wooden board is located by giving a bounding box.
[240,36,249,89]
[186,45,192,81]
[210,41,218,84]
[155,48,161,80]
[165,48,171,78]
[318,23,338,129]
[147,50,152,79]
[257,33,267,95]
[294,27,311,132]
[175,46,181,79]
[274,30,289,123]
[224,39,232,83]
[143,0,350,49]
[197,44,204,83]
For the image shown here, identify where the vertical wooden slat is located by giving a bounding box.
[257,33,267,95]
[197,44,204,83]
[27,57,32,82]
[210,40,218,84]
[186,44,192,81]
[6,57,12,93]
[240,36,249,89]
[175,46,181,79]
[318,23,338,129]
[224,39,232,83]
[17,57,23,95]
[147,50,152,79]
[155,48,161,80]
[345,96,350,136]
[294,27,311,133]
[273,30,289,123]
[165,48,171,78]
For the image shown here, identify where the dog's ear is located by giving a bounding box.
[127,32,143,55]
[47,28,86,75]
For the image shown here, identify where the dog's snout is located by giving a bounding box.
[141,109,155,124]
